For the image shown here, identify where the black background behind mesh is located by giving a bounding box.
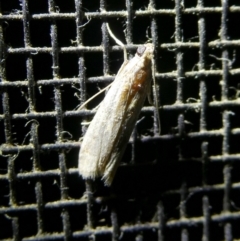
[0,0,240,240]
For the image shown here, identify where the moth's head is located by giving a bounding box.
[136,44,154,60]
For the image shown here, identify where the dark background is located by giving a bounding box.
[0,0,240,240]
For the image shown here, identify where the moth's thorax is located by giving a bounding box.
[124,44,153,100]
[130,60,151,92]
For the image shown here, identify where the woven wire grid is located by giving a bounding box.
[0,0,240,240]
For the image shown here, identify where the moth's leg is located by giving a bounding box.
[78,83,113,111]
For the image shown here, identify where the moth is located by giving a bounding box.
[79,44,155,185]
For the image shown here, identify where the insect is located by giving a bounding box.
[78,43,157,186]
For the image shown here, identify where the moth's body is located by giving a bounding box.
[79,44,154,185]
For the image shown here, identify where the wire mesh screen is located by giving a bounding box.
[0,0,240,240]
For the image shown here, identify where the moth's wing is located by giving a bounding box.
[102,74,152,185]
[114,60,128,77]
[78,61,131,180]
[101,58,153,185]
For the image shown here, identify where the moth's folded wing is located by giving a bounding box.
[78,70,129,179]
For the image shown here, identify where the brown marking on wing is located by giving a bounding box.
[120,58,151,107]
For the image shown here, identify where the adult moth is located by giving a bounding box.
[79,44,155,185]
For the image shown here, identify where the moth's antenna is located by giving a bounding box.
[106,23,127,62]
[78,24,127,111]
